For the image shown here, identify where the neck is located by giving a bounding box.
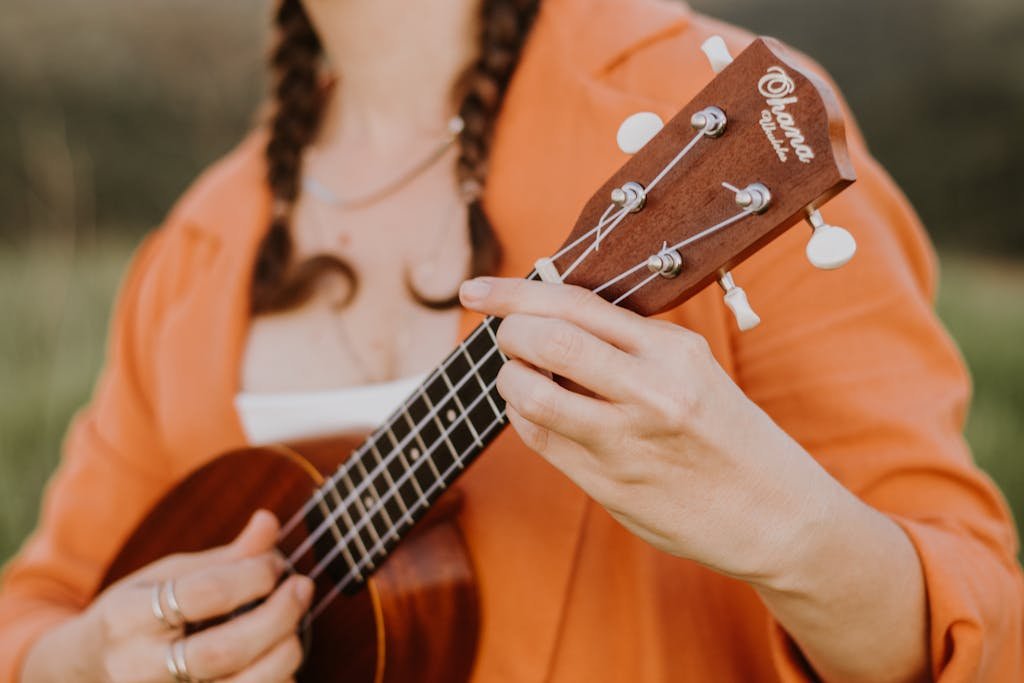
[303,0,480,146]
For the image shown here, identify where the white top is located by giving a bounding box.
[235,374,426,446]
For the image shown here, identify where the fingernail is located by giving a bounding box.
[459,278,491,306]
[293,576,314,604]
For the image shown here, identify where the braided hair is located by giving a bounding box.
[251,0,540,315]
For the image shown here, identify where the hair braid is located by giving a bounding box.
[251,0,539,315]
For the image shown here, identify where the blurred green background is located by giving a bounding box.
[1,0,1022,561]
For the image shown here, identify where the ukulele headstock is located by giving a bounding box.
[539,37,857,330]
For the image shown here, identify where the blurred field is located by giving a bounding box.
[1,242,1021,561]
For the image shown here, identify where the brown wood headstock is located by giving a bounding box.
[540,37,857,328]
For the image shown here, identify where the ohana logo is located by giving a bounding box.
[757,66,815,164]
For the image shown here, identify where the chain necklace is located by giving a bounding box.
[303,115,465,211]
[257,116,469,386]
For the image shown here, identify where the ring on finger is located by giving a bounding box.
[166,637,206,683]
[151,583,174,630]
[151,580,185,630]
[162,579,187,627]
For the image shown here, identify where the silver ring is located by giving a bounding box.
[151,583,174,630]
[162,579,187,627]
[165,638,192,682]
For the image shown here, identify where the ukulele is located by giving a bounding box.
[101,36,858,682]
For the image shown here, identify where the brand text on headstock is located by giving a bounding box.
[758,66,815,164]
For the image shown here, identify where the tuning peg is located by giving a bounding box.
[617,112,664,154]
[719,272,761,331]
[701,36,734,74]
[805,210,857,270]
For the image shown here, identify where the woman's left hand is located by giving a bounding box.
[459,276,842,590]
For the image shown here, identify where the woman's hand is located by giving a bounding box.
[460,276,839,587]
[460,276,929,682]
[22,510,313,683]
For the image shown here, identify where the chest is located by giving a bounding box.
[240,176,470,393]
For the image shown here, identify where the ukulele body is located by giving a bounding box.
[100,437,479,683]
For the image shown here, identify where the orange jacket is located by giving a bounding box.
[2,0,1021,680]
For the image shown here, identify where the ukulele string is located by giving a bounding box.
[275,162,647,543]
[287,122,712,543]
[601,202,757,305]
[275,319,498,542]
[549,203,628,264]
[643,129,706,197]
[274,169,649,543]
[294,203,762,624]
[303,380,509,624]
[285,336,506,569]
[284,141,758,576]
[558,205,631,281]
[547,127,707,282]
[286,128,758,618]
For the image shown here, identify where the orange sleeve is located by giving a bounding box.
[731,138,1024,679]
[0,231,176,682]
[609,20,1024,675]
[612,21,1024,677]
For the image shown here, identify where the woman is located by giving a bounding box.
[1,0,1021,680]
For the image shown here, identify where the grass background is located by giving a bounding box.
[1,242,1021,561]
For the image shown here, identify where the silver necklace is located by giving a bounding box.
[304,115,464,210]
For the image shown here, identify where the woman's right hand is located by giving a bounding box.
[21,510,314,683]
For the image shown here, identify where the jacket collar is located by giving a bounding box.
[543,0,692,75]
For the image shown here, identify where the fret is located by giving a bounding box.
[413,381,465,473]
[306,484,362,582]
[332,473,379,570]
[437,359,485,449]
[399,398,444,482]
[362,442,415,528]
[380,422,437,503]
[473,343,507,410]
[355,412,506,571]
[456,336,507,438]
[416,376,470,474]
[347,453,401,542]
[370,432,425,518]
[459,342,503,422]
[480,316,508,361]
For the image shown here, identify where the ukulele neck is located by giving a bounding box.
[305,314,510,593]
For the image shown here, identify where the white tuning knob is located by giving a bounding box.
[701,36,734,74]
[616,112,664,154]
[719,272,761,331]
[806,210,857,270]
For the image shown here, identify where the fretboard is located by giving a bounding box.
[304,315,509,593]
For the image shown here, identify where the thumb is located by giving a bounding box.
[230,509,281,556]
